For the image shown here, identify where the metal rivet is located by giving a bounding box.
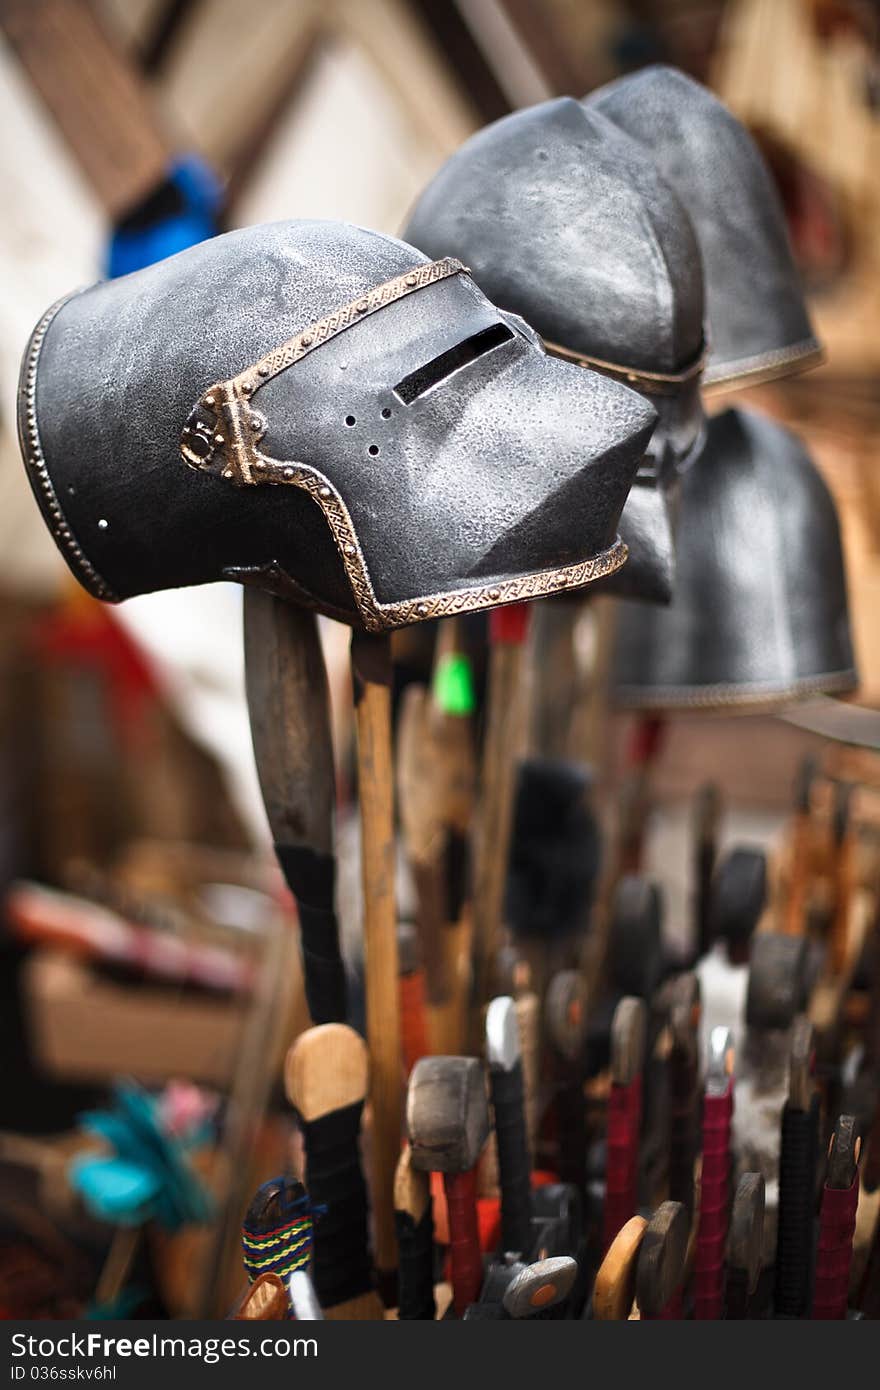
[301,334,313,347]
[319,485,331,498]
[345,543,356,555]
[223,468,233,479]
[489,588,500,600]
[416,603,428,616]
[283,467,295,480]
[250,415,261,430]
[241,382,253,396]
[205,395,215,406]
[98,519,108,530]
[258,365,270,377]
[405,274,417,287]
[356,300,368,313]
[214,435,225,446]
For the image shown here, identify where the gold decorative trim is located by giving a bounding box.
[19,293,118,603]
[180,257,467,476]
[543,337,706,397]
[179,256,629,629]
[614,666,858,713]
[703,338,825,393]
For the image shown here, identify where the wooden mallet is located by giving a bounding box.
[593,1215,647,1320]
[285,1024,384,1320]
[725,1173,765,1318]
[636,1201,689,1319]
[407,1055,490,1316]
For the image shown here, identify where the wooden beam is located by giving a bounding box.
[1,0,170,217]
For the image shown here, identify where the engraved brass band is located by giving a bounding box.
[543,337,706,397]
[176,256,630,631]
[179,257,468,479]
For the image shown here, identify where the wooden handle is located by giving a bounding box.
[471,612,530,1042]
[443,1168,483,1316]
[0,0,169,218]
[244,589,347,1024]
[351,631,401,1283]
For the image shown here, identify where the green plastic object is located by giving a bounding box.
[433,652,476,716]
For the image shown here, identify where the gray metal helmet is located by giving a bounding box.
[403,97,707,604]
[18,219,656,631]
[584,65,822,390]
[613,407,857,709]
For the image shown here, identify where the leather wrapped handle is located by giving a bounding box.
[812,1177,858,1319]
[775,1095,819,1318]
[394,1206,436,1321]
[444,1169,483,1316]
[694,1084,733,1320]
[603,1075,643,1253]
[301,1102,374,1309]
[490,1059,533,1256]
[274,844,347,1025]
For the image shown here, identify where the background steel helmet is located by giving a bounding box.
[585,65,822,390]
[19,219,657,632]
[613,407,857,709]
[404,97,706,604]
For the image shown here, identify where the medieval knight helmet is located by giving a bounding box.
[18,219,657,631]
[613,408,857,709]
[584,65,823,390]
[403,97,707,604]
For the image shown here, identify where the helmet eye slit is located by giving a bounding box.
[393,322,514,405]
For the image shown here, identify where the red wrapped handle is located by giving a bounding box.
[694,1083,733,1320]
[603,1075,643,1252]
[812,1177,858,1319]
[444,1168,483,1316]
[489,602,530,645]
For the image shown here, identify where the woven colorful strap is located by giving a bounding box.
[242,1192,319,1282]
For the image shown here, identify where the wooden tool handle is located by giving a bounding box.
[351,631,401,1283]
[244,590,347,1024]
[471,606,531,1041]
[775,1095,820,1317]
[489,1059,532,1256]
[443,1168,483,1317]
[694,1084,733,1320]
[812,1178,858,1319]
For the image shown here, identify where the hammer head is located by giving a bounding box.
[611,995,647,1086]
[407,1055,490,1174]
[745,932,808,1030]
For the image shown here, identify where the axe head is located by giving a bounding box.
[407,1055,490,1174]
